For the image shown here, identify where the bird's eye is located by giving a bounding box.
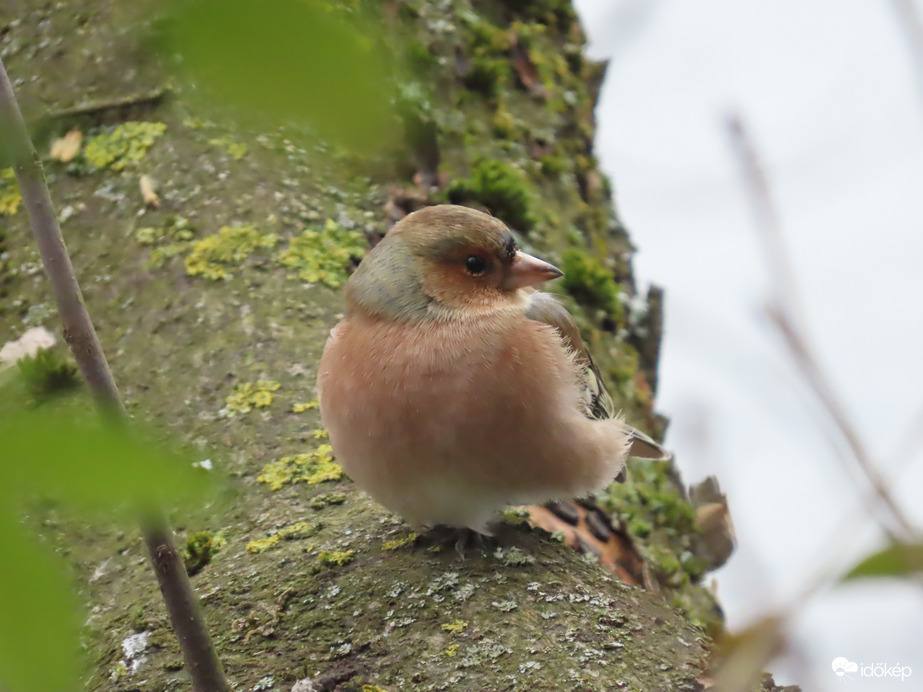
[465,255,488,275]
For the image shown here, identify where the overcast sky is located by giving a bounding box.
[573,0,923,688]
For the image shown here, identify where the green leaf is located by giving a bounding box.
[162,0,399,150]
[841,541,923,581]
[0,405,213,515]
[0,513,81,692]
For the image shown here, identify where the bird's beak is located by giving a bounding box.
[504,251,563,290]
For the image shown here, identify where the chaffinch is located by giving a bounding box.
[317,204,667,535]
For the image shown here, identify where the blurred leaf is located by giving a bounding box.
[708,615,786,692]
[163,0,398,150]
[841,541,923,581]
[0,405,213,515]
[0,513,81,692]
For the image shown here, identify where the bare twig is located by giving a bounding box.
[0,57,230,692]
[725,111,918,539]
[43,88,169,123]
[725,114,806,334]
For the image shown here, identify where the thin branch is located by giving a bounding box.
[725,114,806,334]
[0,57,230,692]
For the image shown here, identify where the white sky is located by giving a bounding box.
[573,0,923,688]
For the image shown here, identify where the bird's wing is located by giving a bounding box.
[525,291,671,462]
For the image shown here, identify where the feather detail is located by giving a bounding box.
[525,291,671,463]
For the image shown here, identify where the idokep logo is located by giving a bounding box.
[832,657,913,683]
[832,657,859,679]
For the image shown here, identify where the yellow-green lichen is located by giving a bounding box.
[317,549,355,567]
[246,521,321,554]
[185,225,279,280]
[0,169,22,216]
[381,533,419,552]
[441,619,469,634]
[309,492,346,510]
[311,428,329,440]
[84,121,166,170]
[361,686,389,692]
[277,219,366,288]
[225,380,281,414]
[292,399,319,413]
[135,215,197,267]
[208,136,248,160]
[444,644,460,657]
[257,444,344,490]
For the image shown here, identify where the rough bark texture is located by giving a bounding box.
[0,1,795,690]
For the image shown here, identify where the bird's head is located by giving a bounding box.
[346,205,562,322]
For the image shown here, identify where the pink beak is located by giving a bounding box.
[503,251,564,290]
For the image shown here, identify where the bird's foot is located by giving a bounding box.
[420,525,494,557]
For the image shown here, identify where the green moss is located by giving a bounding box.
[246,521,321,554]
[258,444,344,490]
[628,518,652,539]
[538,154,568,176]
[463,57,509,98]
[491,107,517,138]
[182,530,225,575]
[501,506,530,526]
[16,348,80,403]
[185,225,279,280]
[277,218,366,288]
[84,121,166,170]
[317,549,355,567]
[292,399,319,413]
[0,168,22,216]
[224,379,281,415]
[447,159,537,232]
[560,249,624,319]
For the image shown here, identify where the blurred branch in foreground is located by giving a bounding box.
[0,55,229,692]
[890,0,923,107]
[725,112,917,539]
[706,112,923,692]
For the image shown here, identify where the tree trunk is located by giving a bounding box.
[0,1,795,690]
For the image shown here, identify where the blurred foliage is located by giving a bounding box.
[0,514,81,692]
[841,541,923,581]
[161,0,399,151]
[0,380,215,690]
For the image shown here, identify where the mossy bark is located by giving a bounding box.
[1,1,795,690]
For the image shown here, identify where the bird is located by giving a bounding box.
[317,204,668,537]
